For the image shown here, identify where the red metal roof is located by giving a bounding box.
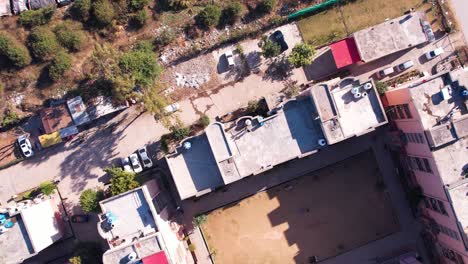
[330,38,361,69]
[142,251,169,264]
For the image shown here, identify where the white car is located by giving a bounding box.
[377,67,394,78]
[17,136,34,158]
[395,60,414,72]
[137,147,153,169]
[164,103,180,114]
[425,47,444,60]
[225,51,235,67]
[129,154,143,173]
[121,157,133,172]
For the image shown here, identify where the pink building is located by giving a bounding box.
[385,69,468,264]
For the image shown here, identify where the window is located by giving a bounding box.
[437,223,460,241]
[404,132,425,144]
[424,196,448,216]
[423,158,432,173]
[390,104,413,120]
[403,104,412,118]
[406,155,433,173]
[441,245,465,264]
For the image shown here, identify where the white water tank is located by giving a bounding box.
[354,92,362,99]
[318,139,327,146]
[128,252,137,261]
[362,92,368,97]
[364,82,373,90]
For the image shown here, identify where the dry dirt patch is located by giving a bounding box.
[201,150,399,264]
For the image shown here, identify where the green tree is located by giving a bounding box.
[105,167,140,195]
[142,85,169,119]
[196,5,221,28]
[221,2,242,25]
[54,22,86,52]
[171,124,190,141]
[0,33,31,68]
[1,108,20,127]
[69,242,102,264]
[261,39,280,58]
[18,7,55,28]
[71,0,92,21]
[79,189,104,213]
[92,0,115,28]
[49,51,72,81]
[128,0,149,11]
[28,26,59,61]
[257,0,277,13]
[39,181,56,196]
[199,114,210,128]
[288,43,315,68]
[132,9,147,28]
[119,45,162,87]
[375,81,388,95]
[193,214,207,227]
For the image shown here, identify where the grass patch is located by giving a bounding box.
[297,8,346,46]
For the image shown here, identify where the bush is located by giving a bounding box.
[39,181,56,196]
[49,51,72,81]
[128,0,149,11]
[69,242,102,264]
[132,9,147,28]
[261,39,280,58]
[172,125,190,141]
[154,28,174,48]
[105,167,140,195]
[247,100,259,113]
[221,2,243,25]
[71,0,92,21]
[1,109,20,127]
[79,189,104,213]
[28,26,59,61]
[375,81,388,95]
[196,5,221,28]
[257,0,277,13]
[163,0,191,10]
[119,46,162,87]
[92,0,115,27]
[18,7,55,27]
[54,22,86,52]
[199,114,210,128]
[288,43,315,68]
[193,214,207,227]
[0,33,31,68]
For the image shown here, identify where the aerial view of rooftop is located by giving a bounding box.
[0,0,467,263]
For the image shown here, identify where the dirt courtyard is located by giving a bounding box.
[201,150,400,264]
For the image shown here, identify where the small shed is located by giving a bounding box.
[28,0,56,10]
[40,104,73,134]
[67,96,91,126]
[0,0,11,16]
[330,38,361,69]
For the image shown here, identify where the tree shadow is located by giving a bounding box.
[263,55,293,82]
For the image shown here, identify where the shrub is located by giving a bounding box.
[18,7,55,28]
[79,189,104,213]
[257,0,277,13]
[199,114,210,128]
[154,28,174,48]
[105,167,140,195]
[54,22,86,52]
[188,244,196,252]
[1,109,20,127]
[71,0,92,21]
[247,100,259,113]
[288,43,315,68]
[119,46,162,87]
[163,0,191,10]
[261,39,280,58]
[0,33,31,68]
[196,5,221,28]
[49,51,72,81]
[28,26,59,61]
[375,81,388,95]
[69,242,102,264]
[39,181,56,196]
[193,214,207,227]
[132,9,147,28]
[221,2,242,25]
[92,0,115,28]
[128,0,149,11]
[172,125,190,141]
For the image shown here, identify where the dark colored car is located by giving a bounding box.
[71,214,90,223]
[271,30,289,53]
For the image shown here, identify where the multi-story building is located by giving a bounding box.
[385,69,468,264]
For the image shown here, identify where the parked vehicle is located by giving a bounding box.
[17,136,34,158]
[129,154,143,173]
[28,0,56,10]
[395,60,414,72]
[11,0,28,15]
[377,67,395,78]
[164,103,180,114]
[56,0,73,7]
[271,30,289,52]
[425,47,444,60]
[137,147,153,169]
[224,51,235,68]
[121,157,133,172]
[71,214,90,223]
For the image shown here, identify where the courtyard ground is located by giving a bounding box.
[200,150,399,264]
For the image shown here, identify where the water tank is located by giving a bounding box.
[364,82,373,90]
[318,139,327,146]
[362,92,368,97]
[351,87,360,94]
[354,92,362,99]
[183,141,192,150]
[128,252,137,261]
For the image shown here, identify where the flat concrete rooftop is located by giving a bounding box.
[353,11,428,62]
[99,188,157,242]
[447,181,468,244]
[102,233,164,264]
[0,215,34,264]
[311,78,387,144]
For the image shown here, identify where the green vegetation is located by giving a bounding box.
[257,0,277,13]
[375,81,388,95]
[196,5,222,28]
[260,38,280,58]
[39,181,56,196]
[119,44,162,87]
[128,0,150,11]
[154,28,175,48]
[105,167,140,195]
[199,114,210,128]
[49,51,72,81]
[142,85,169,119]
[247,100,260,113]
[79,189,104,213]
[54,22,86,52]
[18,7,55,28]
[68,242,102,264]
[288,43,315,68]
[132,9,148,28]
[71,0,92,22]
[162,0,192,11]
[0,33,31,68]
[171,124,190,141]
[193,214,207,227]
[28,26,60,61]
[283,80,300,98]
[92,0,115,27]
[222,2,243,25]
[1,108,20,127]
